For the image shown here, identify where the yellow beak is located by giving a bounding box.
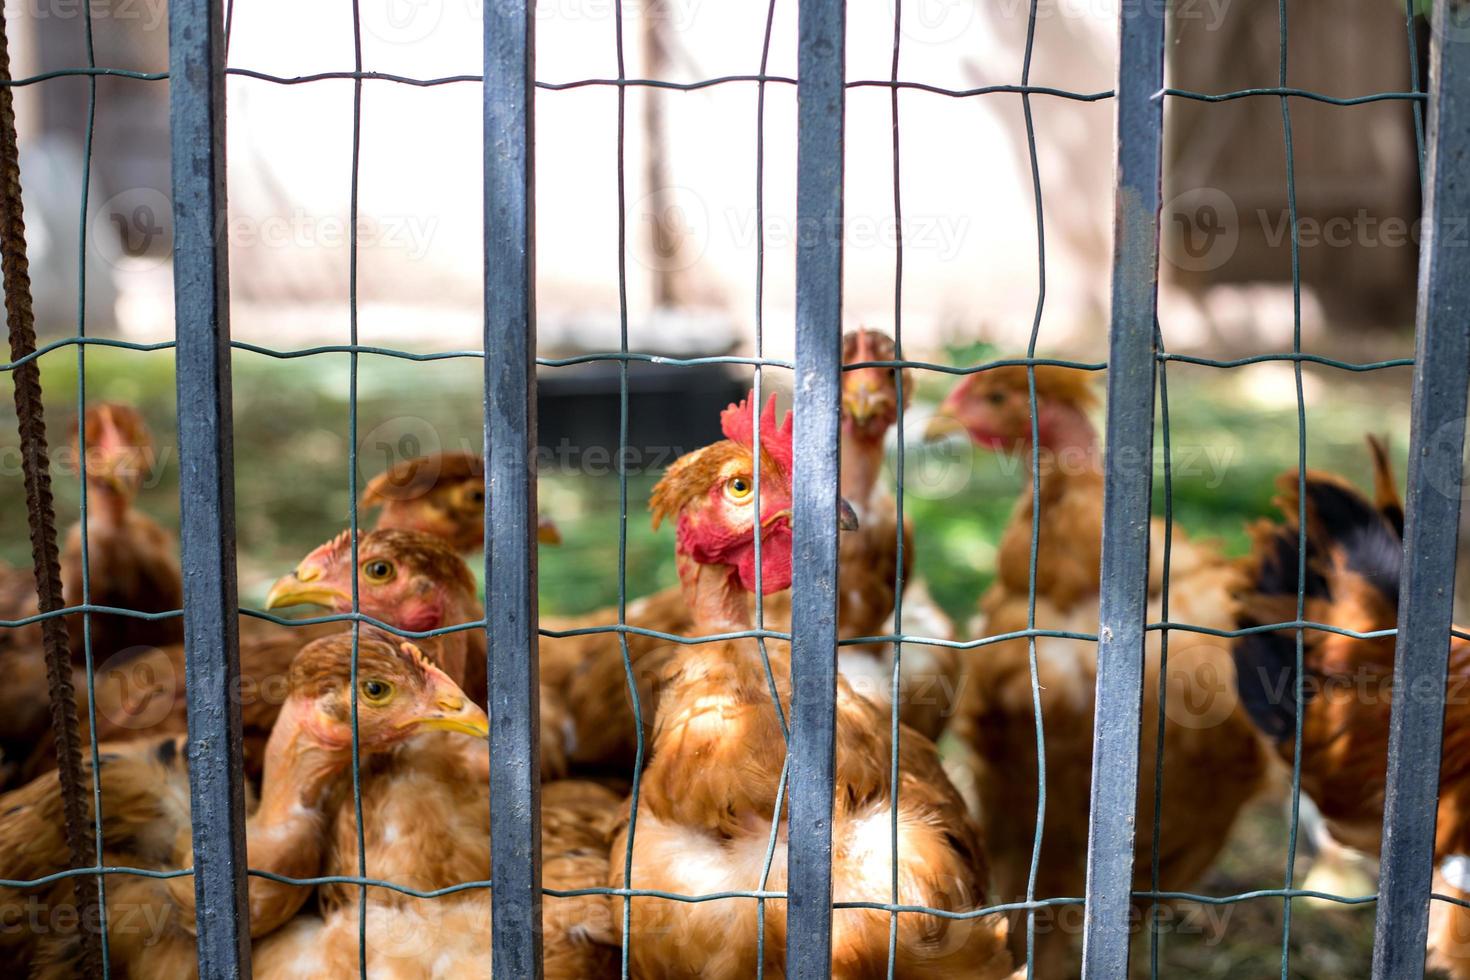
[412,692,490,738]
[264,569,350,611]
[842,385,891,428]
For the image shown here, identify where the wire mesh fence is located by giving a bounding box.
[0,0,1466,976]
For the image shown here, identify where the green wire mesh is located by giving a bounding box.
[0,0,1442,976]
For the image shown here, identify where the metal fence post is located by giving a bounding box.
[485,0,543,974]
[787,0,845,974]
[169,0,250,974]
[1080,0,1166,973]
[1371,1,1470,974]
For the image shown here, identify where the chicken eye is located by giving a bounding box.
[362,559,395,584]
[986,390,1008,406]
[359,679,394,704]
[725,476,754,501]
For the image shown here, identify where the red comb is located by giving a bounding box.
[720,390,794,476]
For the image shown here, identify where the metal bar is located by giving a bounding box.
[169,0,249,974]
[1079,0,1166,972]
[787,0,845,974]
[485,0,543,975]
[1371,2,1470,973]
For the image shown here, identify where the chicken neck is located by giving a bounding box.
[676,551,758,635]
[840,426,888,513]
[84,483,132,528]
[168,697,347,937]
[1030,399,1098,476]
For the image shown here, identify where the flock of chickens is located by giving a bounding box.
[0,328,1464,977]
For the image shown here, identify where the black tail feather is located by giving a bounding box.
[1232,466,1403,744]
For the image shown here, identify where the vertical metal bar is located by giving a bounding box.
[1371,3,1470,974]
[485,0,543,975]
[1079,0,1165,972]
[168,0,249,974]
[787,0,844,974]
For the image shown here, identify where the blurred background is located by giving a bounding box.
[0,0,1444,973]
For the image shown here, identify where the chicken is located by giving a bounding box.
[265,734,621,977]
[264,528,574,779]
[265,529,480,694]
[830,328,960,740]
[21,530,485,787]
[928,364,1271,974]
[361,449,561,553]
[612,390,1012,978]
[1232,446,1470,974]
[1,630,487,978]
[59,402,184,662]
[0,405,184,783]
[544,326,962,772]
[355,450,697,778]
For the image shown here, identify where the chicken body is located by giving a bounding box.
[286,733,619,978]
[2,632,487,977]
[934,365,1270,974]
[0,405,184,784]
[59,403,184,663]
[1233,452,1470,974]
[614,392,1011,978]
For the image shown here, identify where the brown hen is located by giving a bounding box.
[3,630,486,978]
[361,449,561,553]
[1233,446,1470,975]
[611,391,1012,979]
[929,363,1271,974]
[60,402,184,662]
[276,733,621,978]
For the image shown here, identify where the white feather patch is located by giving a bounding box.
[1441,855,1470,893]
